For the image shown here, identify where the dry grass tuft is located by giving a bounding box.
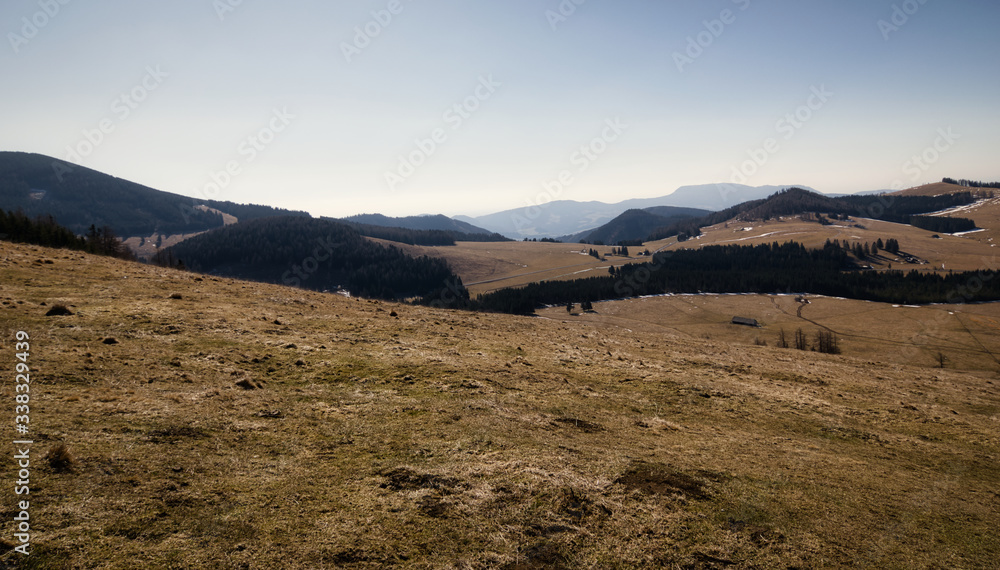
[44,303,73,316]
[44,443,76,473]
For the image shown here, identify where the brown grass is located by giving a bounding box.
[647,215,999,273]
[542,293,1000,373]
[377,239,634,296]
[0,241,998,568]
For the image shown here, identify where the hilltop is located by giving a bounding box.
[340,213,494,236]
[0,151,309,244]
[0,240,997,568]
[455,184,816,240]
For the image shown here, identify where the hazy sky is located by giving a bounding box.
[2,0,998,217]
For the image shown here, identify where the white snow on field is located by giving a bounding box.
[926,198,998,217]
[953,228,986,236]
[715,230,810,244]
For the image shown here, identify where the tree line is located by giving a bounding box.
[0,209,135,260]
[155,216,468,301]
[647,188,979,242]
[472,240,1000,315]
[943,177,1000,190]
[340,221,511,246]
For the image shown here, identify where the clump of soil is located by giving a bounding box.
[614,462,715,499]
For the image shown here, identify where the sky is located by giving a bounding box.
[2,0,999,218]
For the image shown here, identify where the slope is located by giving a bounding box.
[0,151,309,238]
[157,216,467,301]
[0,240,997,568]
[456,184,817,239]
[341,213,494,236]
[564,206,708,244]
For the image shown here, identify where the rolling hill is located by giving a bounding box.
[156,216,468,302]
[341,213,494,236]
[455,184,817,239]
[561,206,709,244]
[0,239,997,568]
[0,151,309,238]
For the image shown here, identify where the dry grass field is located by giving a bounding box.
[1,240,998,568]
[646,216,998,274]
[393,185,1000,297]
[540,294,1000,373]
[385,240,629,297]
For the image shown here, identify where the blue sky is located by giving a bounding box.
[2,0,998,217]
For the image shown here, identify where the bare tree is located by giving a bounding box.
[795,328,808,351]
[777,329,789,349]
[815,331,840,354]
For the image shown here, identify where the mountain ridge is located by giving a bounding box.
[455,184,819,239]
[0,151,310,238]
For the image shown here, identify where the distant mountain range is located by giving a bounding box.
[0,151,309,237]
[455,184,818,239]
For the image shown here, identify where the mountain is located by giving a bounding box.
[0,151,309,237]
[647,187,981,242]
[456,184,817,239]
[342,213,493,236]
[658,183,818,211]
[561,206,709,244]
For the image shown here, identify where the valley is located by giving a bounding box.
[3,160,1000,567]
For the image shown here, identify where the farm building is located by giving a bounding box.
[731,316,760,327]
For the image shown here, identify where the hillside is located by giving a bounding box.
[334,216,511,246]
[540,294,1000,372]
[0,240,997,568]
[0,152,309,238]
[456,184,815,239]
[157,216,467,302]
[650,212,998,275]
[341,213,494,236]
[382,240,630,297]
[563,206,708,245]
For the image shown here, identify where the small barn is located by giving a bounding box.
[731,316,760,328]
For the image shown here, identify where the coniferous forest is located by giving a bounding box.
[647,188,980,242]
[156,216,468,301]
[339,221,511,246]
[0,208,135,260]
[473,241,1000,315]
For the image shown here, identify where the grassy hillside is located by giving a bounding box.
[0,241,998,568]
[540,294,1000,373]
[649,215,999,273]
[388,240,631,297]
